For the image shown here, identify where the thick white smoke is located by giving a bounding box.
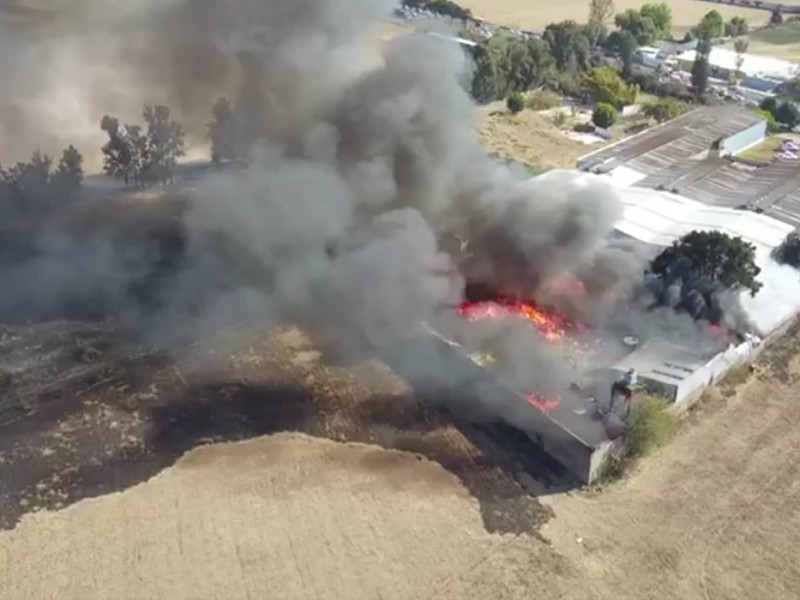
[740,249,800,335]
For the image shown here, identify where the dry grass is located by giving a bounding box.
[739,134,800,163]
[477,101,603,170]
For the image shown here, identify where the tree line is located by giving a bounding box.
[465,0,764,107]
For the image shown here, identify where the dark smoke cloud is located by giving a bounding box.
[0,0,731,416]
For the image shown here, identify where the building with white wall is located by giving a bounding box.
[676,47,800,85]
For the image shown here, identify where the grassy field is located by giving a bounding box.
[459,0,773,36]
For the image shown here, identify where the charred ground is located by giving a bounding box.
[0,311,570,535]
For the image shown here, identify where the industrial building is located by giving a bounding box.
[482,110,800,482]
[675,47,799,88]
[577,106,800,227]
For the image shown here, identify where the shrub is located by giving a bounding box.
[506,93,525,114]
[592,102,618,128]
[642,97,689,123]
[626,394,678,458]
[526,89,562,111]
[553,110,568,127]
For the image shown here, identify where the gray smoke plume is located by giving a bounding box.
[0,0,732,421]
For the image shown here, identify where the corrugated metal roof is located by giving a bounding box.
[614,186,794,250]
[578,106,800,227]
[577,107,764,175]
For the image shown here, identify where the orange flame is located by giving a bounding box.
[526,393,561,414]
[457,297,586,416]
[457,297,583,342]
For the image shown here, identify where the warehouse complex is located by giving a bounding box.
[475,107,800,483]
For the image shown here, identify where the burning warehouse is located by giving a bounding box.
[384,169,797,484]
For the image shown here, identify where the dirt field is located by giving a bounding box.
[2,318,800,599]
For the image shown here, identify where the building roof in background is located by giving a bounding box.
[577,106,764,176]
[613,185,794,250]
[676,47,800,81]
[577,107,800,228]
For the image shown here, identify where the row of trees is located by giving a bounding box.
[469,1,741,107]
[0,146,84,220]
[100,105,186,187]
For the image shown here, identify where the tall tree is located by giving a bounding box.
[615,9,657,45]
[543,21,591,73]
[142,105,186,185]
[51,145,84,199]
[691,36,712,98]
[613,29,639,78]
[587,0,614,47]
[101,115,141,186]
[694,10,725,40]
[650,230,762,296]
[640,3,672,37]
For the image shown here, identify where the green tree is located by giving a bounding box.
[142,105,186,185]
[1,151,52,211]
[543,21,591,73]
[650,230,763,296]
[642,97,689,123]
[101,115,142,186]
[751,108,778,133]
[583,66,639,107]
[774,101,800,129]
[640,3,672,37]
[506,93,525,114]
[694,10,725,40]
[50,145,84,198]
[615,9,657,45]
[691,37,712,98]
[759,96,778,115]
[470,36,556,103]
[605,30,639,78]
[501,38,556,95]
[726,16,748,37]
[592,102,619,128]
[588,0,615,47]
